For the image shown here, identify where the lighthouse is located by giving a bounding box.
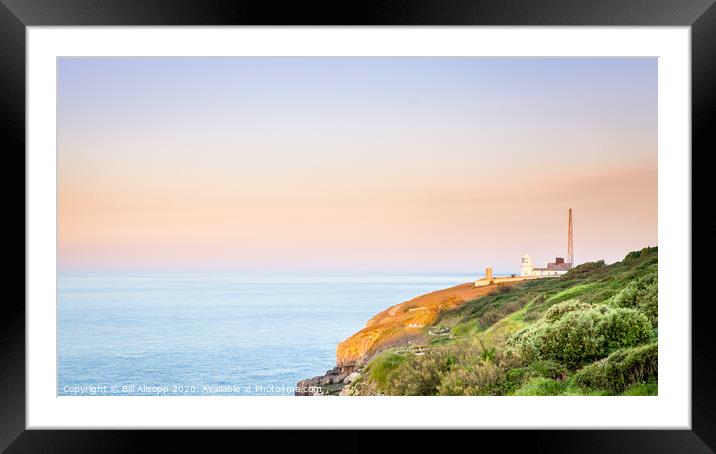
[519,209,574,277]
[520,253,534,276]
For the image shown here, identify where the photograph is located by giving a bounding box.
[57,56,658,397]
[3,0,710,447]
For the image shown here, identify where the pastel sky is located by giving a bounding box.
[58,58,657,273]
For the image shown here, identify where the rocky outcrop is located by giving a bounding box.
[295,365,355,396]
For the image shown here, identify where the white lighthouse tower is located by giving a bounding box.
[520,253,534,276]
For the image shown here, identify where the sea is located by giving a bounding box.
[57,272,477,396]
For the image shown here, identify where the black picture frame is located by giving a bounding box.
[2,0,713,452]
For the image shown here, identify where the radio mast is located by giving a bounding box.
[567,208,574,266]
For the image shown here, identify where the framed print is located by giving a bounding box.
[3,0,714,451]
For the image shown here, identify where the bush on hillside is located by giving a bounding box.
[381,350,447,395]
[379,341,521,396]
[381,342,482,395]
[567,260,606,276]
[601,306,655,351]
[508,301,652,369]
[526,359,567,379]
[437,361,504,396]
[542,299,593,322]
[367,351,405,389]
[624,246,658,262]
[608,272,658,326]
[572,342,657,393]
[502,359,566,394]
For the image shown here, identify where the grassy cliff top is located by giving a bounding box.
[343,246,658,396]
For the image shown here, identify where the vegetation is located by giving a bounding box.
[366,351,405,389]
[508,301,652,368]
[513,377,565,396]
[572,342,658,393]
[347,247,659,396]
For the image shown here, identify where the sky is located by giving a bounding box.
[57,58,657,273]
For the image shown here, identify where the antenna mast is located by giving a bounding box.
[567,208,574,266]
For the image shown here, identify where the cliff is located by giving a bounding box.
[335,282,509,367]
[296,279,527,395]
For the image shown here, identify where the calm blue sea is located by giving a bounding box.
[58,273,476,396]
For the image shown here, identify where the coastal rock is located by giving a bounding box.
[295,377,323,396]
[343,372,360,384]
[295,367,350,396]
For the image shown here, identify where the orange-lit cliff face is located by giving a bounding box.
[335,282,516,367]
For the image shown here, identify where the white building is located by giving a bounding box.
[520,253,572,277]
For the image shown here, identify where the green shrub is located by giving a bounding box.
[542,299,592,322]
[508,301,652,369]
[437,361,503,396]
[573,342,657,393]
[379,341,522,396]
[367,352,405,389]
[381,351,446,395]
[567,260,606,276]
[503,367,529,394]
[608,272,658,326]
[502,359,566,394]
[624,246,658,262]
[381,343,480,395]
[513,377,565,396]
[602,307,654,352]
[527,359,567,379]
